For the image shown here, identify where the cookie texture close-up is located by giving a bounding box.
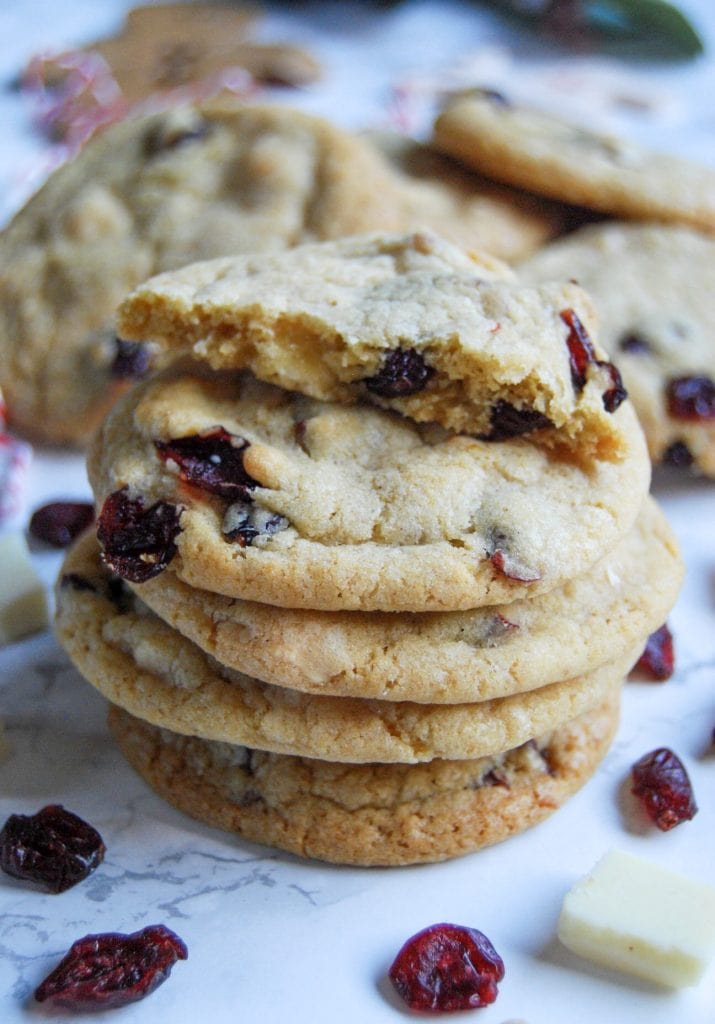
[116,230,635,463]
[133,496,682,703]
[86,366,650,612]
[55,531,632,764]
[433,91,715,231]
[521,221,715,476]
[107,690,621,866]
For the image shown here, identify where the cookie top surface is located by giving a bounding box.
[56,530,630,764]
[369,132,566,263]
[108,690,619,866]
[134,496,681,703]
[521,221,715,475]
[117,230,637,463]
[0,103,416,445]
[87,367,650,612]
[432,92,715,231]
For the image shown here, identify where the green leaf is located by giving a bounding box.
[476,0,704,61]
[583,0,704,58]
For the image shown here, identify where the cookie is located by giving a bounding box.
[133,496,681,703]
[116,230,637,463]
[87,367,650,612]
[521,222,715,476]
[432,92,715,231]
[368,132,567,263]
[0,103,414,445]
[55,532,634,764]
[107,690,620,865]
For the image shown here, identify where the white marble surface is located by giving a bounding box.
[1,3,715,1022]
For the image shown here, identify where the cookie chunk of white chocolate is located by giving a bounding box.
[0,532,49,643]
[558,848,715,988]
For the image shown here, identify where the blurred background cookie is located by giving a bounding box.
[521,222,715,476]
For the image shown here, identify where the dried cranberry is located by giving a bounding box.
[29,502,94,548]
[560,308,626,411]
[364,348,434,398]
[96,488,182,583]
[222,500,289,546]
[631,748,697,831]
[487,532,540,583]
[0,805,104,893]
[598,361,627,412]
[481,401,553,441]
[666,375,715,421]
[483,766,510,787]
[619,332,652,355]
[110,339,151,380]
[632,624,675,681]
[473,86,510,107]
[662,440,694,468]
[155,427,258,499]
[561,308,596,392]
[389,923,504,1012]
[34,924,187,1010]
[143,119,210,157]
[490,549,540,582]
[59,573,97,593]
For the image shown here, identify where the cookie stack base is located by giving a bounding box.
[108,690,619,867]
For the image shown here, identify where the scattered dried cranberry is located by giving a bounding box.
[619,332,652,355]
[364,348,434,398]
[662,440,694,469]
[0,805,104,893]
[155,427,258,499]
[389,923,504,1012]
[632,624,675,681]
[631,748,697,831]
[481,401,552,441]
[35,924,187,1011]
[560,308,627,411]
[666,375,715,421]
[96,488,182,583]
[110,339,151,380]
[222,500,289,546]
[29,502,94,548]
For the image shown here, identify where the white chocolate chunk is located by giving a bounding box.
[558,848,715,988]
[0,533,49,643]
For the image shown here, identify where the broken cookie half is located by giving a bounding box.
[116,230,637,464]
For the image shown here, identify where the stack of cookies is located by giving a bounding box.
[55,232,682,865]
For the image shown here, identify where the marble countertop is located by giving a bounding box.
[1,3,715,1022]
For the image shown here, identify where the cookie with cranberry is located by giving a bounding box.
[433,92,715,231]
[133,496,681,703]
[369,132,568,263]
[107,689,620,865]
[521,222,715,476]
[86,366,649,612]
[0,103,415,445]
[55,531,631,764]
[117,230,636,464]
